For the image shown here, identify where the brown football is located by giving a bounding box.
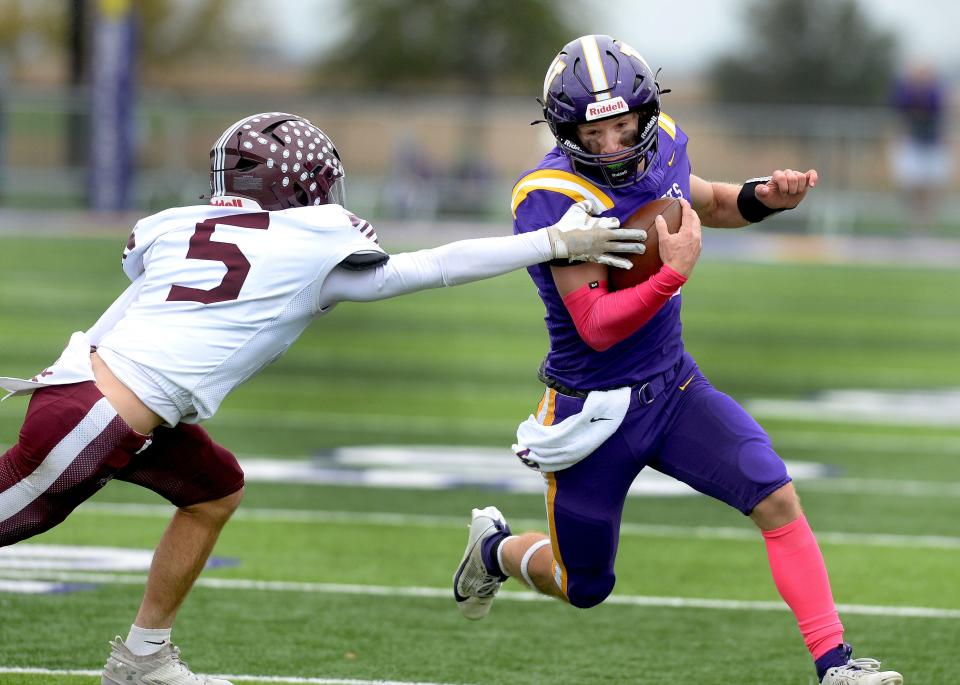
[608,197,682,291]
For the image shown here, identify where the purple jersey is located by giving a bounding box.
[512,114,692,390]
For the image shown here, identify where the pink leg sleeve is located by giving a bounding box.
[762,515,844,659]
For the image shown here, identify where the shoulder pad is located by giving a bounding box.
[511,169,614,218]
[339,250,389,271]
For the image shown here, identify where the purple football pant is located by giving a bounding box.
[541,353,791,608]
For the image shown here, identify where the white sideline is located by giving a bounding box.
[76,502,960,550]
[0,668,465,685]
[0,569,957,620]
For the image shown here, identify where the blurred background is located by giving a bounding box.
[0,0,959,239]
[1,4,959,682]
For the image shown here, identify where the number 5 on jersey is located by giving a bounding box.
[167,212,270,304]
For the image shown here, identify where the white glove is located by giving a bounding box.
[545,200,647,269]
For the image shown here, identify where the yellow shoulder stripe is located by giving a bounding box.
[511,169,614,218]
[658,112,677,140]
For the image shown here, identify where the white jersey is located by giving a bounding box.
[1,197,556,423]
[91,200,384,424]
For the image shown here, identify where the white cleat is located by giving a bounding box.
[821,657,903,685]
[102,636,234,685]
[453,506,511,620]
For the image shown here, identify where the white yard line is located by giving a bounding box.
[215,410,506,435]
[0,668,467,685]
[771,429,960,456]
[748,389,960,428]
[800,478,960,497]
[0,428,958,456]
[0,570,956,620]
[200,401,960,435]
[76,502,960,550]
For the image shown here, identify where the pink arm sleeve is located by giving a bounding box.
[561,265,688,352]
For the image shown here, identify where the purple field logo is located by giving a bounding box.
[0,545,238,595]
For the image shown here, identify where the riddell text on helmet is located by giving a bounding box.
[585,96,629,121]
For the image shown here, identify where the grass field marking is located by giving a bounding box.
[771,429,960,456]
[76,501,960,550]
[237,452,829,497]
[0,668,468,685]
[4,426,960,458]
[800,478,960,497]
[2,569,958,620]
[214,403,960,436]
[749,389,960,428]
[218,409,507,434]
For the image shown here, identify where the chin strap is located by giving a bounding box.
[654,67,672,96]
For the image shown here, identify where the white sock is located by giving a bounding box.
[497,535,518,576]
[124,624,172,656]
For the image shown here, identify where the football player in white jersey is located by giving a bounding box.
[0,112,648,685]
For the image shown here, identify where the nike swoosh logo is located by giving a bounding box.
[144,640,166,645]
[589,417,612,422]
[678,374,695,391]
[667,150,676,167]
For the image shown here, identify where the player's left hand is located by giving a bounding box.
[754,169,818,209]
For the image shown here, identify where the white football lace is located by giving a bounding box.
[167,646,209,683]
[474,575,500,598]
[844,658,882,672]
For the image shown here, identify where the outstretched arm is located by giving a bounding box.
[322,231,556,303]
[319,202,647,304]
[690,169,818,228]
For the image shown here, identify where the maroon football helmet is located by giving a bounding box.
[209,112,346,210]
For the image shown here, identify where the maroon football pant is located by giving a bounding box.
[0,382,244,546]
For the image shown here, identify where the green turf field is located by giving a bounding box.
[0,234,958,685]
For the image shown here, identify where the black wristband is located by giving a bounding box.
[737,176,785,223]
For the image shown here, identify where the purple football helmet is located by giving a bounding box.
[542,35,662,188]
[209,112,346,210]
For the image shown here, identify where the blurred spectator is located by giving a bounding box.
[889,64,952,233]
[379,133,439,219]
[442,142,494,217]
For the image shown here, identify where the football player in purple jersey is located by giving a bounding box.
[0,112,647,685]
[452,35,902,685]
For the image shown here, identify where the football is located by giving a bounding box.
[608,197,682,291]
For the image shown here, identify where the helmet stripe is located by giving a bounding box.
[543,56,566,102]
[212,115,250,197]
[579,35,610,100]
[211,112,279,197]
[618,41,652,73]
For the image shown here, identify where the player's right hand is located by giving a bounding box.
[657,199,701,277]
[546,200,647,269]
